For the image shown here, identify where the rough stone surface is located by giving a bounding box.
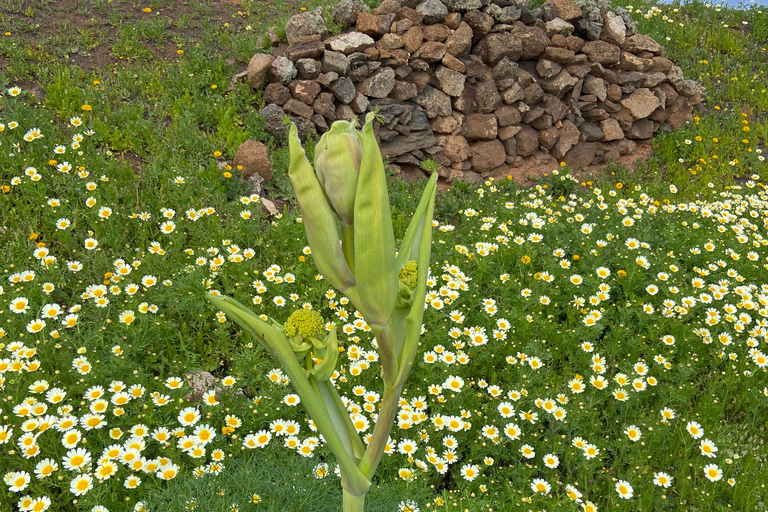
[330,77,357,104]
[564,141,597,168]
[600,118,623,141]
[621,88,661,119]
[357,67,396,98]
[296,58,322,80]
[333,0,368,27]
[474,32,522,66]
[463,10,494,43]
[514,24,550,60]
[515,125,540,157]
[463,113,498,140]
[417,0,449,24]
[263,83,291,105]
[414,85,453,117]
[270,56,297,85]
[581,40,621,66]
[261,103,288,138]
[444,134,472,161]
[234,139,273,182]
[248,54,273,89]
[290,80,321,105]
[545,0,582,21]
[471,139,507,172]
[626,119,654,139]
[624,34,663,54]
[357,12,396,37]
[601,12,626,46]
[323,51,350,75]
[432,65,466,97]
[285,8,328,44]
[329,32,376,54]
[546,18,575,37]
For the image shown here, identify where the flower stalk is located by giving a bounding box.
[207,112,437,511]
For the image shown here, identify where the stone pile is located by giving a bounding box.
[247,0,704,182]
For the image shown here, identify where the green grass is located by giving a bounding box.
[0,0,767,511]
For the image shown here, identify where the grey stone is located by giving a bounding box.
[473,32,522,66]
[443,0,483,11]
[416,0,449,24]
[313,92,337,120]
[600,118,623,141]
[624,34,663,55]
[432,65,466,97]
[537,59,562,80]
[601,12,626,46]
[553,119,579,159]
[285,41,326,62]
[578,122,604,142]
[475,79,502,113]
[414,85,453,118]
[323,51,350,75]
[261,103,288,138]
[349,92,370,114]
[564,142,597,168]
[546,17,575,37]
[514,24,549,59]
[296,58,321,80]
[330,77,357,104]
[329,32,376,54]
[356,67,396,99]
[626,119,654,139]
[379,130,438,158]
[576,19,602,41]
[285,8,328,45]
[621,88,661,119]
[583,76,607,101]
[270,56,297,85]
[333,0,368,27]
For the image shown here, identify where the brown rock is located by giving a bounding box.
[583,76,607,101]
[446,22,473,57]
[540,70,579,97]
[620,52,652,72]
[404,70,431,92]
[357,12,396,37]
[357,67,396,98]
[415,41,447,63]
[463,10,494,43]
[414,85,453,118]
[234,139,272,182]
[475,79,502,113]
[514,24,550,60]
[441,52,466,73]
[501,82,524,104]
[539,126,560,150]
[545,0,582,21]
[431,116,459,134]
[496,105,522,126]
[375,0,399,15]
[626,119,654,139]
[650,56,673,73]
[378,33,404,51]
[432,65,466,97]
[600,12,626,46]
[453,84,477,113]
[471,139,506,173]
[263,83,291,105]
[474,32,522,66]
[581,40,621,66]
[543,46,576,64]
[666,96,693,128]
[623,34,663,55]
[564,35,585,52]
[515,125,539,157]
[285,41,325,62]
[402,26,424,53]
[391,80,419,100]
[423,24,452,41]
[283,98,314,119]
[498,125,521,141]
[553,119,579,159]
[290,80,321,105]
[564,142,597,168]
[313,92,337,120]
[537,59,563,80]
[621,88,661,119]
[600,118,623,141]
[463,113,498,140]
[607,83,622,102]
[336,104,356,121]
[445,12,462,29]
[643,72,668,89]
[444,134,472,162]
[247,54,274,89]
[349,92,370,113]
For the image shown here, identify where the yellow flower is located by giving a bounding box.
[223,172,232,178]
[213,151,222,157]
[617,270,627,277]
[177,49,184,54]
[616,182,623,189]
[211,84,218,89]
[29,233,38,240]
[81,104,92,111]
[143,7,151,12]
[521,255,531,264]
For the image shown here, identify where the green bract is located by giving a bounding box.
[208,111,437,512]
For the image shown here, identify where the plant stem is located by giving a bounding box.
[343,489,366,512]
[358,384,402,479]
[341,222,355,274]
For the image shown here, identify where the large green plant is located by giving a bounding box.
[207,112,437,511]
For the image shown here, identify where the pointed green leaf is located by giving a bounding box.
[288,123,357,294]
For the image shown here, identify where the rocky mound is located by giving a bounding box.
[246,0,704,182]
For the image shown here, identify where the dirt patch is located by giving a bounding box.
[504,143,654,186]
